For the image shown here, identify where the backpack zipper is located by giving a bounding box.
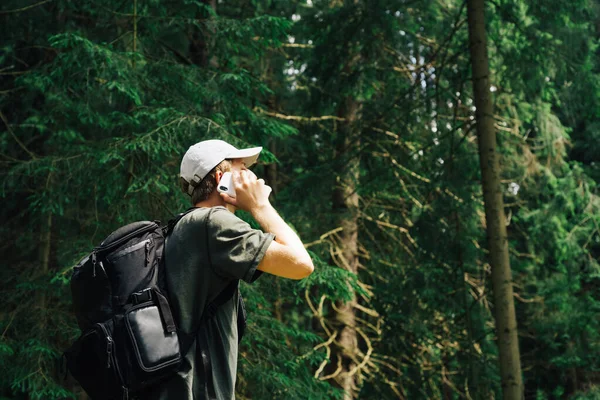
[145,241,150,267]
[107,239,151,262]
[95,223,159,254]
[91,252,97,278]
[97,323,125,386]
[106,336,113,368]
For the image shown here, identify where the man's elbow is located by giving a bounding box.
[296,257,314,279]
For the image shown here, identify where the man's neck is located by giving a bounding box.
[194,193,236,213]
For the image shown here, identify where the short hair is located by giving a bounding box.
[180,159,232,205]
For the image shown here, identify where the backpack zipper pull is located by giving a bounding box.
[106,336,113,368]
[145,241,150,267]
[91,252,97,278]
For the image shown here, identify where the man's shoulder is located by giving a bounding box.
[175,206,242,233]
[206,207,253,233]
[168,208,210,241]
[179,206,224,224]
[183,206,230,219]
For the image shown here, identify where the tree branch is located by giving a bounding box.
[0,0,53,14]
[254,108,346,122]
[0,111,37,159]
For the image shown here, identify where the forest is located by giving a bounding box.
[1,0,599,399]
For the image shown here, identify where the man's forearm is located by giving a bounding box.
[251,204,310,261]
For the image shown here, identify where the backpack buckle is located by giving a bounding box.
[131,288,152,305]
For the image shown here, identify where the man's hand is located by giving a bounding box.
[221,169,313,280]
[219,170,272,213]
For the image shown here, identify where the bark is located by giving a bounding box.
[466,0,524,398]
[329,4,363,395]
[331,96,361,400]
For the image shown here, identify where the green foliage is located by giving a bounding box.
[1,0,599,398]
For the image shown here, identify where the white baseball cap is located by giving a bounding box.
[180,139,262,196]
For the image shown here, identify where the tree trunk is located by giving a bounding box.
[466,0,523,399]
[189,0,217,68]
[331,96,361,400]
[39,212,52,316]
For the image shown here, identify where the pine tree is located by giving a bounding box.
[467,0,524,397]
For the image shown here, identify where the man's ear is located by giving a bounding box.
[215,170,223,184]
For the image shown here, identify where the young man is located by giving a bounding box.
[149,139,314,400]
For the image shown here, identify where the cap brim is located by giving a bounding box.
[229,146,262,167]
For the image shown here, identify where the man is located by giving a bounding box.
[149,139,314,400]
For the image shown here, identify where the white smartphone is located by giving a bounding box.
[217,171,236,198]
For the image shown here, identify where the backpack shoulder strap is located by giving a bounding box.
[202,280,239,320]
[163,207,199,236]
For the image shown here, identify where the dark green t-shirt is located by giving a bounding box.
[148,206,274,400]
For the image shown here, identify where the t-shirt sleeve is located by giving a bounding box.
[206,207,275,283]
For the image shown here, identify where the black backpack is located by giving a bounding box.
[63,209,245,400]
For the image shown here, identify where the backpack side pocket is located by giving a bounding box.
[125,301,181,373]
[64,320,125,399]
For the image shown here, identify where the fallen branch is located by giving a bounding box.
[254,108,346,122]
